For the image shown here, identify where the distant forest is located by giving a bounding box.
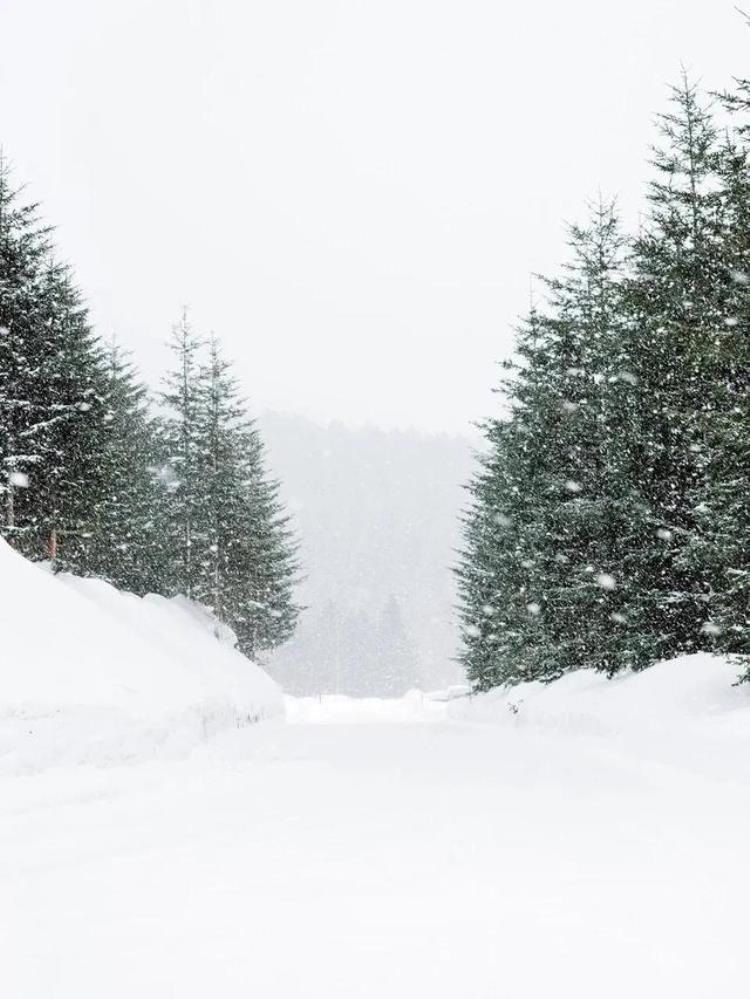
[263,414,472,696]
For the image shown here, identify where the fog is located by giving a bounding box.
[1,1,746,432]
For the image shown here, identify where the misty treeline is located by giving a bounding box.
[0,153,299,660]
[278,594,419,698]
[458,76,750,689]
[264,414,471,697]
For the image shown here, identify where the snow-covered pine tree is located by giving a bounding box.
[23,259,111,570]
[0,152,53,543]
[622,77,727,663]
[216,412,300,661]
[684,88,750,663]
[457,202,633,687]
[81,339,167,593]
[158,328,300,660]
[520,201,641,678]
[190,333,247,614]
[457,409,532,689]
[157,308,206,598]
[0,156,109,565]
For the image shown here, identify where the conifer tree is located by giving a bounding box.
[457,202,632,686]
[0,156,109,566]
[157,323,299,660]
[157,309,206,597]
[223,423,300,660]
[25,260,110,569]
[82,339,166,593]
[687,90,750,662]
[0,152,53,543]
[458,77,743,690]
[622,77,727,661]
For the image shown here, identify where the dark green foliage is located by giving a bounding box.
[158,326,300,660]
[156,309,206,599]
[623,79,726,659]
[0,157,300,666]
[0,154,109,564]
[80,340,167,593]
[458,77,750,689]
[458,202,638,688]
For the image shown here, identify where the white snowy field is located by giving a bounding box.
[3,666,750,999]
[3,544,750,998]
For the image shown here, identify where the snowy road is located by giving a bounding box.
[2,695,748,998]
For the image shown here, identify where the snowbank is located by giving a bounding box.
[286,689,448,724]
[448,654,750,775]
[0,540,283,773]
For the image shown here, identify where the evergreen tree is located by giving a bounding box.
[157,308,206,597]
[0,151,53,543]
[82,339,166,593]
[688,88,750,662]
[24,259,110,570]
[623,77,727,661]
[225,424,300,660]
[457,202,632,687]
[0,155,109,566]
[157,324,300,660]
[458,77,742,690]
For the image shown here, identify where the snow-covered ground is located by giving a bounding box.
[3,665,750,997]
[0,539,282,774]
[3,544,750,997]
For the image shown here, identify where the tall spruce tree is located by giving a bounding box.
[0,155,109,566]
[81,339,166,593]
[192,335,299,659]
[0,152,53,544]
[687,85,750,663]
[457,202,632,687]
[622,77,727,662]
[458,77,746,690]
[157,308,206,597]
[157,323,299,660]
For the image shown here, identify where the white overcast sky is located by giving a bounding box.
[0,1,746,432]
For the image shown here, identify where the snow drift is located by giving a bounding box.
[0,540,283,774]
[449,653,750,778]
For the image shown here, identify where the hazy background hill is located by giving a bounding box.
[260,413,475,694]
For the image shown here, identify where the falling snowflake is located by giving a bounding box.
[700,622,721,636]
[656,528,673,541]
[610,612,627,624]
[526,602,541,616]
[595,573,616,591]
[10,472,29,488]
[564,480,582,493]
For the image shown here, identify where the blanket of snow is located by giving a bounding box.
[0,540,282,773]
[3,541,750,997]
